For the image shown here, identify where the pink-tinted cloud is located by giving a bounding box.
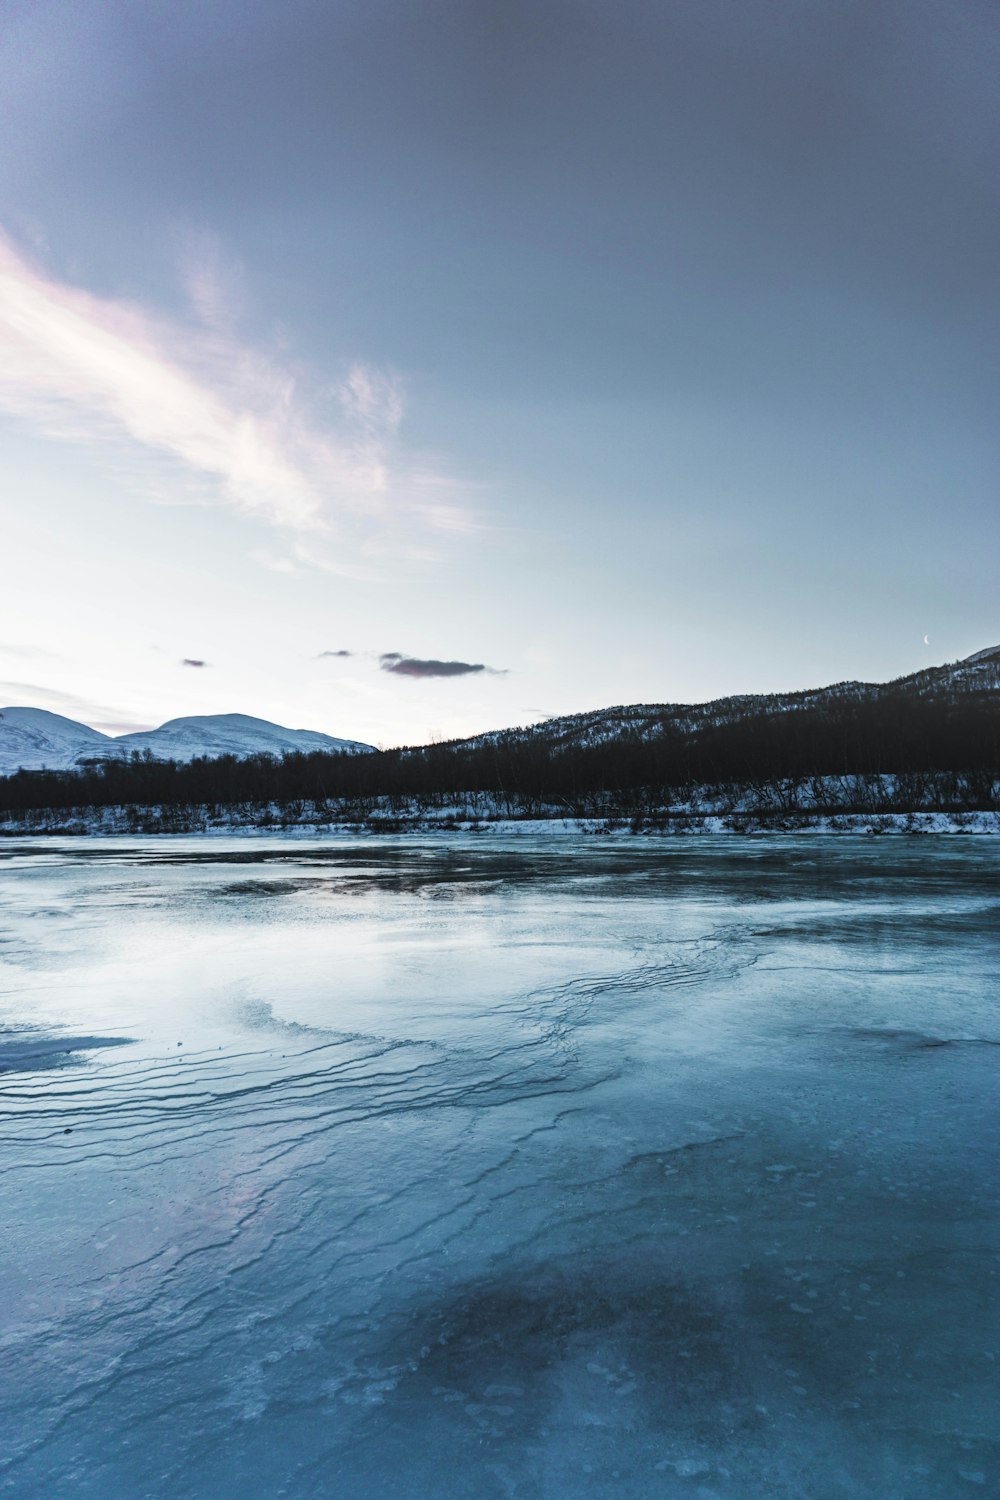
[0,230,472,548]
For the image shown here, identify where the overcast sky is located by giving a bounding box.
[1,0,996,743]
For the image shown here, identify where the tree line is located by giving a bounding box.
[1,688,997,819]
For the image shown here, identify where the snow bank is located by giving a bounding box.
[1,803,997,837]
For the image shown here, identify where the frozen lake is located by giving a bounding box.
[1,834,997,1498]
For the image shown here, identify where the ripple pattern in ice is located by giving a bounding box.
[0,834,997,1498]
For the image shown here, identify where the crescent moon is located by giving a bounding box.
[923,634,930,645]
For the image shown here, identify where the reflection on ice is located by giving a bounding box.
[0,834,997,1497]
[0,1031,131,1073]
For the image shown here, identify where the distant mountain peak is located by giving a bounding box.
[0,706,110,738]
[0,708,374,777]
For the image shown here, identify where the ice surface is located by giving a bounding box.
[0,834,997,1498]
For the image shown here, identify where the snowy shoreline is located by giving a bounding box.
[2,808,998,837]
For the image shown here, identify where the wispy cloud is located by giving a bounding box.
[317,649,353,658]
[0,229,474,547]
[177,229,247,335]
[0,643,59,661]
[0,680,148,730]
[337,364,404,443]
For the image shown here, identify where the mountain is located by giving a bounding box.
[447,645,1000,754]
[113,714,373,763]
[0,708,116,777]
[0,709,373,776]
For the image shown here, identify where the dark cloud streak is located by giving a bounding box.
[379,654,503,679]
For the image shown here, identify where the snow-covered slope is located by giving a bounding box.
[114,714,372,763]
[0,709,373,775]
[0,708,117,776]
[448,646,1000,754]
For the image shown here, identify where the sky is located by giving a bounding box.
[0,0,997,746]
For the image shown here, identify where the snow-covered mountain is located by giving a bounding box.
[0,709,373,776]
[0,708,117,777]
[114,714,372,763]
